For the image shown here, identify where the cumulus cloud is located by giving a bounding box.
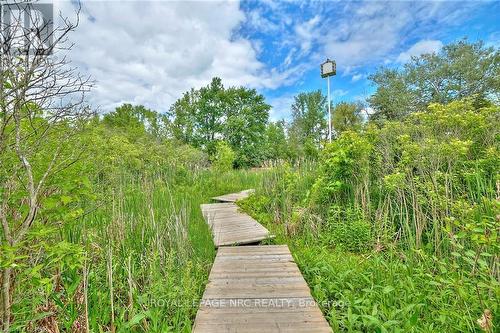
[361,106,375,120]
[321,3,411,70]
[50,0,486,115]
[247,8,280,32]
[397,40,443,63]
[318,1,478,73]
[55,0,290,113]
[332,89,348,99]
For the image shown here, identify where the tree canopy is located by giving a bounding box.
[332,102,363,135]
[369,40,500,120]
[288,90,328,159]
[170,77,270,167]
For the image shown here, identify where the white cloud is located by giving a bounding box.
[268,94,295,121]
[247,8,280,32]
[364,107,375,115]
[361,106,375,120]
[322,2,413,71]
[486,31,500,48]
[351,73,363,82]
[55,0,289,113]
[318,1,478,73]
[294,15,321,55]
[49,0,484,115]
[397,40,443,63]
[283,47,296,67]
[332,89,348,99]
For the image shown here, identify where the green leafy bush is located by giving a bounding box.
[240,98,499,332]
[211,141,236,173]
[309,130,372,206]
[310,99,499,255]
[326,205,372,253]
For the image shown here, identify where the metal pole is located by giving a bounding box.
[327,75,331,143]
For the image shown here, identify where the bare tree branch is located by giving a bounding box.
[0,2,92,330]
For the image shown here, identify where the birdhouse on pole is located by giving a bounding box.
[320,59,336,78]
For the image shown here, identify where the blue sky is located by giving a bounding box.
[60,0,500,121]
[237,0,500,119]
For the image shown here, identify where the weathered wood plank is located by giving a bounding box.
[215,237,274,247]
[195,193,330,332]
[211,189,255,202]
[192,245,331,332]
[193,323,332,333]
[196,301,322,314]
[201,202,272,248]
[194,311,328,324]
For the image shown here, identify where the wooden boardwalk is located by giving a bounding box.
[195,190,331,332]
[212,189,255,203]
[192,246,332,332]
[201,203,272,247]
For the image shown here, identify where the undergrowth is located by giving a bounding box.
[238,100,500,332]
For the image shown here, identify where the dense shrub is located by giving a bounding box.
[211,141,236,172]
[311,99,499,256]
[326,205,372,252]
[239,99,499,331]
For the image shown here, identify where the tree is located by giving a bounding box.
[224,87,270,167]
[369,40,500,120]
[195,77,226,154]
[169,78,270,167]
[103,104,170,141]
[0,4,91,331]
[211,141,235,172]
[264,121,288,161]
[332,102,363,135]
[169,77,226,152]
[368,69,417,120]
[289,90,327,158]
[170,88,198,145]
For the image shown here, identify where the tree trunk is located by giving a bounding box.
[1,267,11,332]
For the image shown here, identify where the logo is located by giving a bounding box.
[1,1,54,55]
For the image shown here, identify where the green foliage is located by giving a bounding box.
[332,102,363,135]
[311,99,499,254]
[170,77,270,167]
[289,90,327,159]
[2,97,266,331]
[296,246,499,332]
[212,141,236,173]
[264,121,289,161]
[370,40,500,120]
[310,130,372,205]
[326,205,372,253]
[225,87,270,167]
[239,97,499,332]
[4,37,499,333]
[241,161,499,331]
[103,104,170,140]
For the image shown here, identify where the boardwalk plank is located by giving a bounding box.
[194,192,331,332]
[212,189,255,202]
[195,312,327,324]
[201,201,272,247]
[192,245,331,332]
[193,324,332,333]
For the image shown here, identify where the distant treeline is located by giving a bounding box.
[99,39,499,168]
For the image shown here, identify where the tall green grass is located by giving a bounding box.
[12,168,262,332]
[239,166,499,332]
[238,101,499,331]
